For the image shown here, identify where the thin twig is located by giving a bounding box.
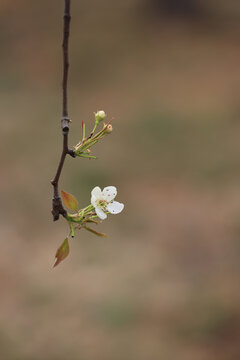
[62,0,71,132]
[51,0,74,221]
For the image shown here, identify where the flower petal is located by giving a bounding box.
[91,186,102,198]
[91,196,97,207]
[95,206,107,220]
[106,201,124,214]
[91,186,102,206]
[102,186,117,202]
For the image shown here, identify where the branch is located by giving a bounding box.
[62,0,71,132]
[51,0,75,221]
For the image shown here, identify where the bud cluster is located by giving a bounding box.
[73,110,112,159]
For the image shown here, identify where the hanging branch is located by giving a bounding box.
[51,0,74,221]
[50,1,123,267]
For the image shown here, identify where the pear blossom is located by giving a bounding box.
[91,186,124,220]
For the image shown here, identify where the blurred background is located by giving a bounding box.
[1,0,240,359]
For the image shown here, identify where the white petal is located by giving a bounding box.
[95,206,107,220]
[91,186,102,198]
[102,186,117,202]
[91,195,97,207]
[106,201,124,215]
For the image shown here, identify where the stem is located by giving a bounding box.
[70,222,75,237]
[51,0,74,221]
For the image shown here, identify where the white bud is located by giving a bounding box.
[95,110,106,123]
[105,124,113,134]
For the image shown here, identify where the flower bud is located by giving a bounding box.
[105,124,113,134]
[95,110,106,123]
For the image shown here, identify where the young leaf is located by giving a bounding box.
[61,190,78,211]
[53,238,70,268]
[84,226,107,237]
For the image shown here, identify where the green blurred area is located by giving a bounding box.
[1,0,240,359]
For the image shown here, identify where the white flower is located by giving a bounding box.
[91,186,124,220]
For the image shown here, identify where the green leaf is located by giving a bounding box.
[53,238,70,268]
[61,190,78,211]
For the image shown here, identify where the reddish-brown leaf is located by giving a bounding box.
[53,238,70,268]
[61,190,78,211]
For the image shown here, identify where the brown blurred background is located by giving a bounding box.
[1,0,240,359]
